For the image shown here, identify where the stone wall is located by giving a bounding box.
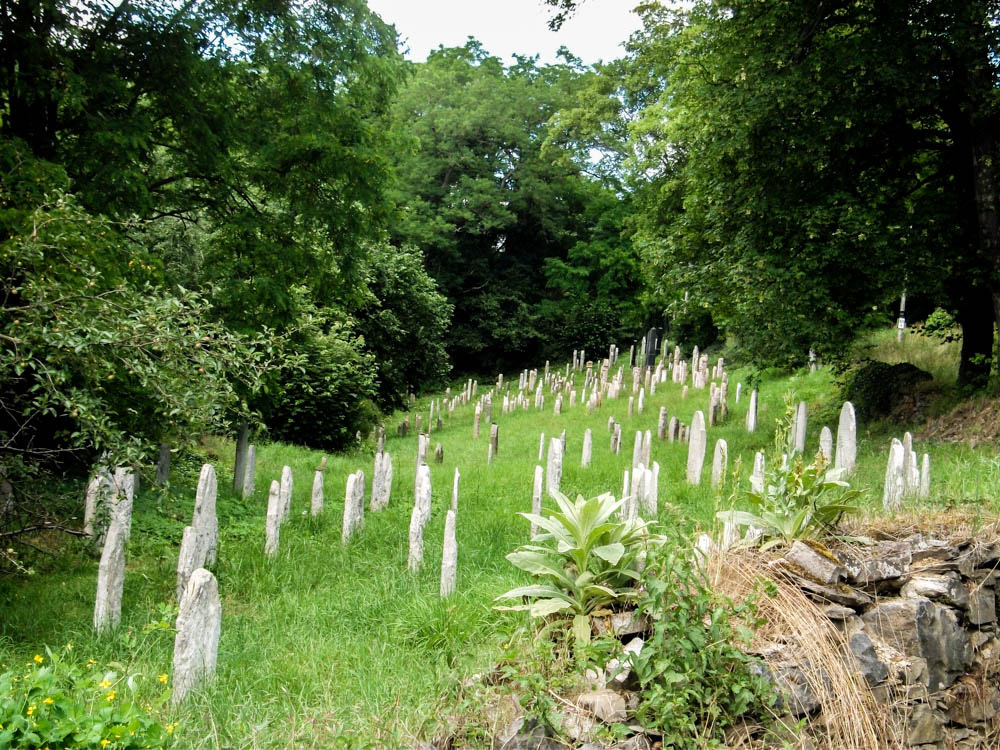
[767,535,1000,749]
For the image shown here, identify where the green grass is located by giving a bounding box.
[2,353,1000,747]
[860,326,962,386]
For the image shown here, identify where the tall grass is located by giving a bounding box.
[861,326,962,385]
[1,351,998,746]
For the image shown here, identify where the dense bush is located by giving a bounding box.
[842,360,933,421]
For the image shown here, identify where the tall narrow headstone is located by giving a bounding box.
[538,433,546,461]
[242,445,256,498]
[342,470,365,543]
[711,439,728,490]
[93,522,126,632]
[793,401,808,454]
[171,568,221,704]
[191,464,217,565]
[686,411,707,485]
[440,509,457,597]
[641,429,652,468]
[434,444,444,463]
[657,407,667,439]
[175,526,202,602]
[110,467,136,542]
[819,427,834,464]
[746,389,758,433]
[835,402,857,472]
[582,429,593,467]
[473,403,482,439]
[311,460,325,516]
[883,438,905,511]
[919,453,931,499]
[668,417,679,443]
[451,467,460,512]
[265,480,281,557]
[751,452,766,494]
[408,464,432,572]
[279,466,293,521]
[546,438,563,499]
[489,423,499,460]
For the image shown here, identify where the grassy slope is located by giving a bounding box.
[2,340,999,748]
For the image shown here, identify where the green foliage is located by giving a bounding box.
[0,647,172,749]
[629,536,774,746]
[495,490,664,620]
[717,455,862,550]
[917,308,960,343]
[842,360,933,422]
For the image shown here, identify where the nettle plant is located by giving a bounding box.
[495,490,664,642]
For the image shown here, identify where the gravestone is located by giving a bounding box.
[919,454,931,499]
[93,522,126,632]
[171,568,221,704]
[371,452,393,511]
[546,438,563,499]
[243,445,256,498]
[342,470,365,543]
[819,427,834,464]
[489,423,499,459]
[627,396,634,417]
[233,423,249,494]
[110,467,136,542]
[451,467,460,512]
[638,388,645,414]
[686,411,707,485]
[657,407,667,439]
[835,401,857,472]
[538,433,546,461]
[408,464,432,572]
[711,439,728,490]
[434,444,444,463]
[473,404,481,439]
[582,428,593,467]
[265,480,281,557]
[440,509,457,597]
[751,452,766,494]
[175,526,202,602]
[792,401,808,454]
[883,438,905,511]
[668,416,679,443]
[746,389,758,433]
[641,429,652,468]
[632,430,643,468]
[191,464,217,565]
[311,459,325,516]
[279,466,293,521]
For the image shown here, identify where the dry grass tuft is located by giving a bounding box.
[841,507,1000,543]
[707,549,899,750]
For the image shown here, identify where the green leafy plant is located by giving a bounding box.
[717,454,862,550]
[0,646,173,749]
[494,490,664,640]
[629,535,774,748]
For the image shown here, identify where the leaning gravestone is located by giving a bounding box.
[264,480,281,557]
[408,464,432,572]
[686,411,707,485]
[835,401,857,472]
[172,568,221,704]
[191,464,218,565]
[440,509,458,598]
[94,522,126,632]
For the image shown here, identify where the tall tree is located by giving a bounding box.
[623,0,1000,382]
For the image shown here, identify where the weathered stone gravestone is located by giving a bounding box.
[242,445,256,498]
[627,396,634,417]
[668,416,679,443]
[746,389,758,433]
[473,403,482,439]
[792,401,808,454]
[172,568,221,704]
[265,480,281,557]
[582,428,593,467]
[279,466,293,521]
[371,451,393,511]
[641,429,652,468]
[489,423,499,463]
[657,407,667,439]
[342,470,365,543]
[93,522,126,632]
[686,411,707,485]
[819,427,834,464]
[711,439,728,490]
[531,465,543,538]
[538,432,546,461]
[408,464,432,572]
[920,453,931,499]
[233,423,249,494]
[751,451,766,494]
[546,437,563,499]
[883,438,905,511]
[451,467,460,512]
[835,401,857,472]
[311,457,325,516]
[434,444,444,463]
[440,509,457,597]
[631,430,643,468]
[191,463,218,562]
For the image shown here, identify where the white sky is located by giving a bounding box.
[366,0,643,65]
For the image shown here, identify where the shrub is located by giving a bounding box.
[842,360,933,421]
[0,647,173,749]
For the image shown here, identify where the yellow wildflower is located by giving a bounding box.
[33,654,43,664]
[100,679,111,688]
[105,690,116,701]
[158,673,168,683]
[43,697,53,704]
[26,705,35,715]
[65,642,72,651]
[101,740,110,748]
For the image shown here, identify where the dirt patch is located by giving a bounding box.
[918,394,1000,446]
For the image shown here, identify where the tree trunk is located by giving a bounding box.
[232,423,249,494]
[957,289,994,387]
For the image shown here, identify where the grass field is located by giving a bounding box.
[2,343,999,748]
